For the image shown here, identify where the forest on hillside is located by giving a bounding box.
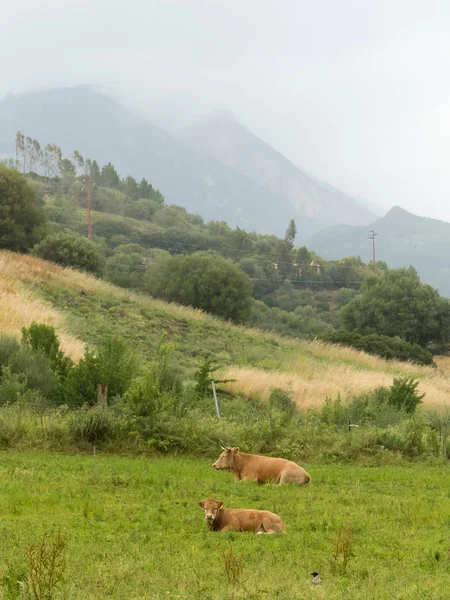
[2,133,450,364]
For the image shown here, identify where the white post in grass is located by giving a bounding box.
[212,381,220,422]
[94,446,97,480]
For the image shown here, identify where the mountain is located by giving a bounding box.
[181,111,377,235]
[307,206,450,297]
[0,86,376,237]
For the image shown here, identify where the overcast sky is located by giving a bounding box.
[3,0,450,219]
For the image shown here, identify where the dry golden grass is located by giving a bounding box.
[0,251,209,321]
[0,253,85,361]
[221,356,450,410]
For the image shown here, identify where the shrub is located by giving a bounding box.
[145,252,253,323]
[63,336,138,407]
[388,377,424,413]
[69,408,119,444]
[319,331,434,366]
[21,323,73,378]
[33,232,104,275]
[2,345,58,400]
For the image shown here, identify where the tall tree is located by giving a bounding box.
[138,178,154,199]
[100,162,120,188]
[43,144,62,179]
[121,175,139,200]
[31,139,42,173]
[59,157,76,177]
[15,131,24,170]
[73,150,84,176]
[277,218,297,280]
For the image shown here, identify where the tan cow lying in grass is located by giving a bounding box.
[213,446,311,486]
[197,498,286,534]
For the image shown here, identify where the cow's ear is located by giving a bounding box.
[219,503,224,510]
[231,447,240,454]
[197,501,205,508]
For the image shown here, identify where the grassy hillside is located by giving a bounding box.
[2,250,450,409]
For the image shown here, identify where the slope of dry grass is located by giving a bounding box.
[2,250,450,408]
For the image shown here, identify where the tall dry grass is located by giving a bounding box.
[221,359,450,410]
[0,253,85,361]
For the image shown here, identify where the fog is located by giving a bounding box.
[3,0,450,220]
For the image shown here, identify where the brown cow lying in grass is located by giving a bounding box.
[213,446,311,486]
[197,498,286,534]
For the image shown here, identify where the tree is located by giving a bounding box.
[342,267,450,348]
[277,218,297,280]
[33,232,104,275]
[73,150,84,175]
[43,144,62,179]
[121,175,139,200]
[59,158,76,177]
[145,252,253,322]
[138,178,154,199]
[15,131,24,170]
[100,162,120,188]
[0,164,48,252]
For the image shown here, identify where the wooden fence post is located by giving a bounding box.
[97,384,108,408]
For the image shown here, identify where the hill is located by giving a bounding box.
[182,111,377,236]
[307,206,450,297]
[1,86,376,237]
[1,250,449,409]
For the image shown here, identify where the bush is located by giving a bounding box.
[69,408,119,444]
[145,252,253,323]
[21,323,73,378]
[0,335,59,400]
[388,377,424,413]
[33,232,104,275]
[319,331,434,366]
[63,336,138,407]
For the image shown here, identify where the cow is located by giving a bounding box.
[197,498,286,534]
[212,446,311,486]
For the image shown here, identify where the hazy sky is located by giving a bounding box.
[3,0,450,219]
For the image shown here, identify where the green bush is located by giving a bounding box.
[145,251,253,323]
[0,338,58,400]
[388,377,425,413]
[319,331,434,366]
[69,408,119,444]
[63,336,138,407]
[33,232,104,275]
[21,323,73,377]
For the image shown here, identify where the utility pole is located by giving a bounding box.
[368,230,378,264]
[87,178,92,240]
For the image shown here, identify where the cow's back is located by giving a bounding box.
[222,508,285,532]
[239,453,309,485]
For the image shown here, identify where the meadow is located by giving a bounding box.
[1,451,450,600]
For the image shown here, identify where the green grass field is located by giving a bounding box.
[1,451,450,599]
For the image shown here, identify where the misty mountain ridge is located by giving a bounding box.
[181,111,377,227]
[0,86,378,237]
[307,205,450,297]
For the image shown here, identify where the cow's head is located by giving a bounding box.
[212,446,240,471]
[197,498,224,525]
